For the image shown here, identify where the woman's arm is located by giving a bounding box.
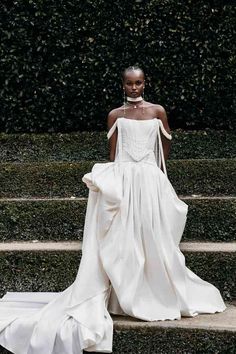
[107,111,118,162]
[156,106,172,171]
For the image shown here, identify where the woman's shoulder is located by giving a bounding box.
[143,102,168,122]
[107,107,123,126]
[144,102,171,135]
[145,102,166,112]
[155,104,167,115]
[108,105,124,117]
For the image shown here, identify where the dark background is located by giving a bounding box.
[0,0,235,132]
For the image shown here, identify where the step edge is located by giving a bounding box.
[112,305,236,332]
[0,241,235,253]
[0,196,235,202]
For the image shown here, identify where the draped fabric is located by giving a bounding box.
[0,117,226,354]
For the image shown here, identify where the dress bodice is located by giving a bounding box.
[107,117,172,176]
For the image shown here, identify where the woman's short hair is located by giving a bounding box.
[121,65,145,82]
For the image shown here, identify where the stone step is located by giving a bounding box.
[0,241,235,301]
[0,130,235,162]
[1,303,235,353]
[0,159,235,197]
[110,304,236,354]
[110,303,236,353]
[0,196,235,242]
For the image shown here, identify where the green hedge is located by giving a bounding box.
[0,198,234,242]
[182,198,236,242]
[1,327,236,354]
[0,200,87,242]
[112,326,236,354]
[0,1,235,132]
[0,130,235,162]
[0,249,235,300]
[0,160,235,198]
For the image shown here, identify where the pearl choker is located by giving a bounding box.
[127,96,143,102]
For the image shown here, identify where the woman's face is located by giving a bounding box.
[123,70,145,98]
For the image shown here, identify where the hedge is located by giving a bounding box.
[112,326,236,354]
[0,130,235,162]
[0,198,234,242]
[1,327,236,354]
[0,249,235,300]
[0,1,235,132]
[0,160,235,198]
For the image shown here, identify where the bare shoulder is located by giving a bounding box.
[153,104,171,134]
[107,107,123,129]
[152,104,167,121]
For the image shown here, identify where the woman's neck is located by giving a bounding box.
[127,96,143,102]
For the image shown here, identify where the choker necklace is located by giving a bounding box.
[127,96,143,102]
[126,95,143,109]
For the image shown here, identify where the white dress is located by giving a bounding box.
[0,117,226,354]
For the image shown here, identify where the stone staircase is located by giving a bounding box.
[0,130,235,353]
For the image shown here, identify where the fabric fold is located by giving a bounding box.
[0,116,226,354]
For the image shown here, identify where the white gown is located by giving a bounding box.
[0,117,226,354]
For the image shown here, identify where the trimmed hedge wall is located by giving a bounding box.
[0,130,235,162]
[0,249,235,300]
[0,160,235,198]
[0,1,235,132]
[112,326,236,354]
[0,198,234,242]
[182,198,236,242]
[1,328,236,354]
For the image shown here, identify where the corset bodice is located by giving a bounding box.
[119,118,157,163]
[107,117,172,176]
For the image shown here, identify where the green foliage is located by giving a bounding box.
[0,249,235,300]
[113,326,236,353]
[0,251,81,297]
[0,130,235,162]
[0,198,234,242]
[0,200,87,241]
[0,1,235,132]
[0,159,235,198]
[183,198,236,242]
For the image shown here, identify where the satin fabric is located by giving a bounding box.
[0,118,226,353]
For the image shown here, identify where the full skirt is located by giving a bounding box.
[0,161,226,353]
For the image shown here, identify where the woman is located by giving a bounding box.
[0,66,226,354]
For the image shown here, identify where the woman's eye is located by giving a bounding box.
[125,81,142,86]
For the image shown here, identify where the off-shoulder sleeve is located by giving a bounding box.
[158,119,172,140]
[107,119,118,139]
